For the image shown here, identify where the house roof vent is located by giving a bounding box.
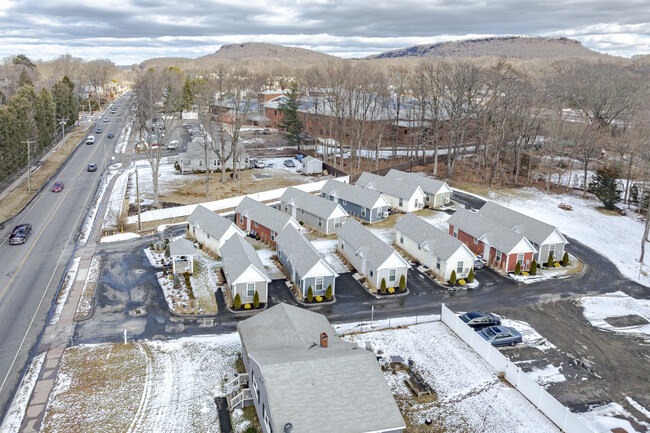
[284,423,293,433]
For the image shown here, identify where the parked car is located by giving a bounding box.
[473,259,485,270]
[459,312,501,330]
[477,325,522,346]
[51,181,64,192]
[87,163,97,172]
[167,140,178,150]
[262,128,271,135]
[9,224,32,245]
[255,160,266,169]
[107,133,115,139]
[284,159,295,167]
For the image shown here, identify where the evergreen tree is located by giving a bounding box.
[467,269,475,283]
[307,286,313,302]
[36,88,56,149]
[233,293,241,309]
[562,252,569,266]
[278,82,303,149]
[181,79,195,114]
[630,184,639,205]
[53,76,78,128]
[449,270,457,285]
[399,274,406,291]
[325,284,333,300]
[515,262,521,275]
[380,278,387,293]
[253,291,260,308]
[547,252,554,267]
[12,54,36,69]
[530,260,537,275]
[589,166,622,210]
[18,68,33,87]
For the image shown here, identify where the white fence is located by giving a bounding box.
[441,304,593,433]
[126,176,349,224]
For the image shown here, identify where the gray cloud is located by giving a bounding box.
[0,0,648,64]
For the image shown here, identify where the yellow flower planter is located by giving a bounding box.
[458,279,466,285]
[522,272,529,276]
[315,296,323,302]
[554,262,561,267]
[388,287,395,293]
[244,304,251,309]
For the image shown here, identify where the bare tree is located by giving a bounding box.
[85,59,116,110]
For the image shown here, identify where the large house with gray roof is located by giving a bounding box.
[221,235,271,306]
[236,303,406,433]
[385,169,452,209]
[337,219,409,290]
[280,187,348,235]
[235,197,301,246]
[356,172,425,213]
[395,213,475,281]
[448,208,536,273]
[477,201,569,265]
[320,179,390,224]
[187,205,244,257]
[276,227,338,298]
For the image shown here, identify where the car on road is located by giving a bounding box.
[473,259,485,270]
[85,135,95,145]
[167,140,178,150]
[103,117,109,122]
[96,128,102,133]
[284,159,295,167]
[459,312,501,330]
[51,182,64,192]
[477,325,522,346]
[9,224,32,245]
[107,133,114,139]
[87,164,97,172]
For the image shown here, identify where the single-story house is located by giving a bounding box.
[169,237,195,275]
[448,208,536,273]
[221,235,271,306]
[385,169,452,209]
[174,138,249,173]
[187,205,244,256]
[276,227,338,297]
[356,172,425,213]
[337,219,409,290]
[477,201,569,264]
[320,179,390,224]
[236,303,406,433]
[301,155,323,175]
[280,187,348,235]
[235,197,301,246]
[394,213,475,281]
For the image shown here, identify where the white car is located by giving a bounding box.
[167,140,178,150]
[85,135,95,145]
[103,117,109,122]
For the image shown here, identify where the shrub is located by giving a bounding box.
[388,287,395,293]
[244,427,257,433]
[226,167,232,172]
[546,252,554,268]
[253,291,260,308]
[399,274,406,291]
[307,286,313,302]
[562,252,569,266]
[467,269,475,283]
[380,278,387,294]
[244,303,251,309]
[449,270,457,286]
[234,293,241,309]
[255,235,261,241]
[164,244,170,258]
[514,263,521,275]
[299,221,304,226]
[174,161,181,172]
[530,260,537,275]
[315,296,323,302]
[325,284,333,300]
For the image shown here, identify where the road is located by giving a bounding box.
[0,94,134,419]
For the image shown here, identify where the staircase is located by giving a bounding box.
[226,373,253,410]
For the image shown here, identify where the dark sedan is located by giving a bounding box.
[87,164,97,172]
[459,312,501,330]
[51,181,64,192]
[107,133,115,138]
[9,224,32,245]
[477,325,523,346]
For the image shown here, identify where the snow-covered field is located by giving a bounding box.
[579,401,650,433]
[0,353,46,433]
[580,291,650,338]
[309,238,350,273]
[103,166,134,229]
[525,364,567,387]
[99,232,141,243]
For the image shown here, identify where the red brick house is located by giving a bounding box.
[234,197,301,247]
[447,208,536,273]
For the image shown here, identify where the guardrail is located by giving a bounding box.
[440,304,593,433]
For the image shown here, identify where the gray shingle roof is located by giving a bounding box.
[187,205,238,240]
[337,219,403,269]
[280,187,348,220]
[385,169,451,196]
[320,179,387,209]
[221,236,270,284]
[394,213,474,261]
[478,201,568,246]
[276,227,337,278]
[169,237,195,257]
[237,304,405,433]
[235,197,296,234]
[448,208,535,254]
[356,172,422,199]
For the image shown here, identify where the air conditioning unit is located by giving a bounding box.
[383,212,389,218]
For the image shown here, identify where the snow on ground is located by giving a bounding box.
[256,157,303,173]
[103,166,134,230]
[309,238,350,273]
[579,291,650,338]
[191,250,221,313]
[509,254,580,284]
[79,169,118,245]
[525,364,567,387]
[341,321,561,433]
[0,353,46,433]
[40,334,241,433]
[128,160,189,205]
[500,317,557,352]
[75,256,102,320]
[579,402,647,433]
[99,232,141,243]
[483,187,650,287]
[49,257,81,326]
[314,144,456,159]
[143,246,172,268]
[333,314,440,335]
[256,248,283,278]
[114,117,133,154]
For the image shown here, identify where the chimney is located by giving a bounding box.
[320,332,328,348]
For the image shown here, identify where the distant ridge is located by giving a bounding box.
[369,36,607,60]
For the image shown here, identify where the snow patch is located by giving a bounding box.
[580,291,650,338]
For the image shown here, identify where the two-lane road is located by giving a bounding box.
[0,94,133,419]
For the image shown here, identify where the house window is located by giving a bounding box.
[247,283,255,297]
[425,193,431,202]
[399,198,404,207]
[415,199,419,208]
[318,217,323,227]
[473,237,478,244]
[198,160,203,167]
[517,253,524,266]
[213,159,217,166]
[453,227,458,238]
[342,200,347,205]
[255,221,258,228]
[457,261,463,275]
[549,244,555,259]
[400,235,404,244]
[334,218,341,228]
[361,207,366,217]
[271,231,275,241]
[369,270,374,278]
[253,377,260,403]
[284,204,288,211]
[239,215,243,224]
[436,257,441,270]
[301,209,304,215]
[496,251,502,262]
[315,277,323,293]
[389,269,396,282]
[418,243,421,250]
[340,242,344,250]
[329,195,335,201]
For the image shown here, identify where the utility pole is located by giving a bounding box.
[136,168,142,231]
[22,139,35,191]
[58,118,68,153]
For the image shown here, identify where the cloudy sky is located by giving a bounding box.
[0,0,649,65]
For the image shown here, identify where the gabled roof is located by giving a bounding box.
[448,208,536,254]
[302,155,321,164]
[337,219,408,270]
[235,197,298,234]
[321,179,389,210]
[187,205,239,240]
[220,236,270,285]
[237,303,406,433]
[280,187,348,220]
[477,201,569,246]
[169,237,195,257]
[356,172,424,200]
[395,213,475,261]
[276,227,338,279]
[385,169,452,196]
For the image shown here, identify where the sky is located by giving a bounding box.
[0,0,649,65]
